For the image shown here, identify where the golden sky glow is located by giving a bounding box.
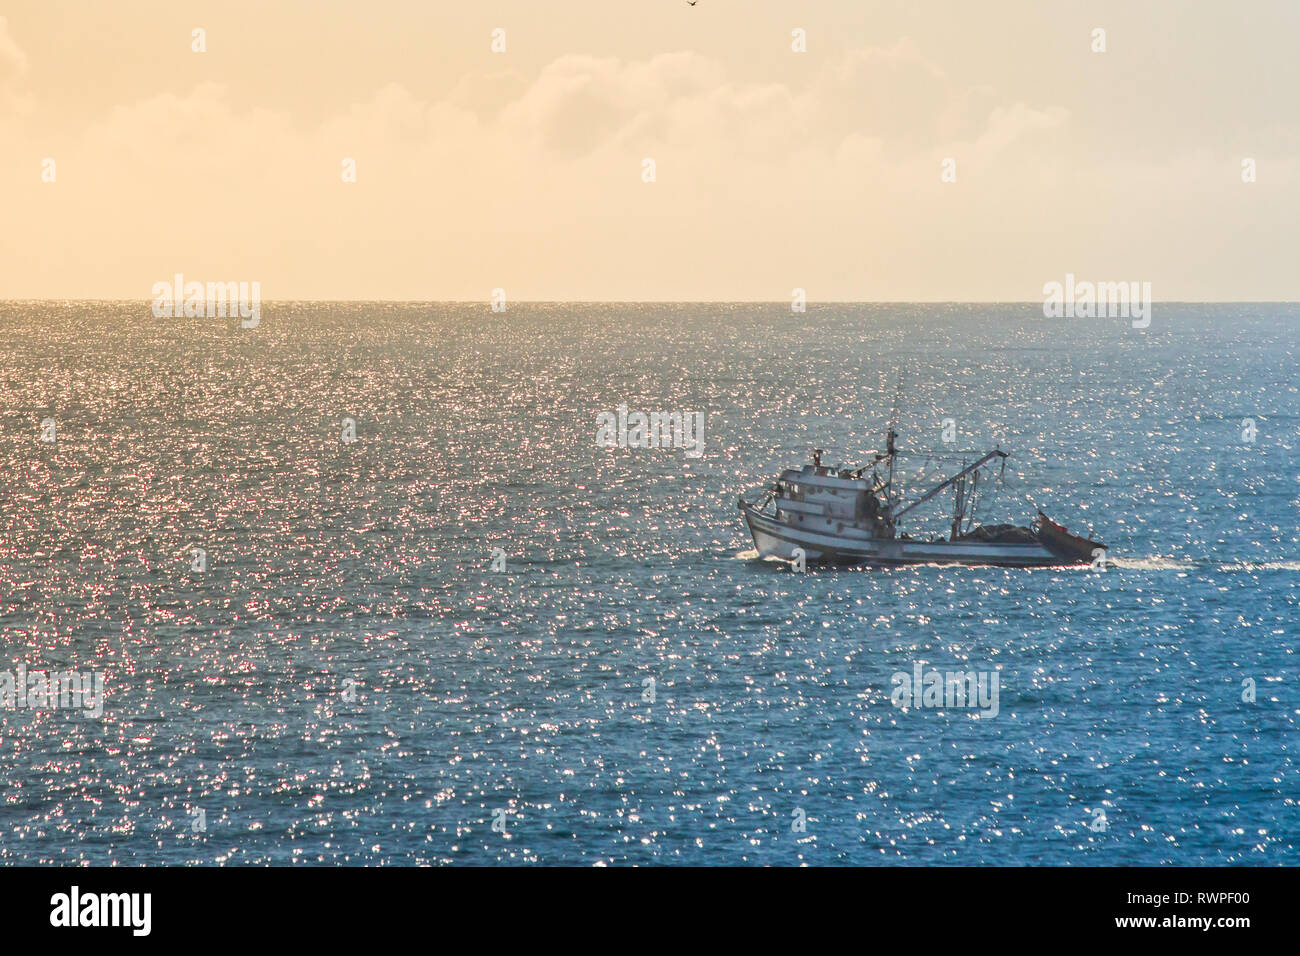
[2,1,1298,300]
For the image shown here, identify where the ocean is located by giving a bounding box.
[0,301,1296,865]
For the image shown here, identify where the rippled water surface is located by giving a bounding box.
[0,302,1297,864]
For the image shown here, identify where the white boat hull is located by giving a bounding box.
[740,502,1074,567]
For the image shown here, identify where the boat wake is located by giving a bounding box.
[1107,556,1198,571]
[1215,560,1300,572]
[1110,557,1300,572]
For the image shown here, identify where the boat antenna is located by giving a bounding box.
[887,367,904,440]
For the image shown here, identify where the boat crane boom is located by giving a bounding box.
[890,448,1008,522]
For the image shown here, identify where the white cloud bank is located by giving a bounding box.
[1,32,1294,300]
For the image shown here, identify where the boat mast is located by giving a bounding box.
[885,426,898,504]
[883,369,904,508]
[950,465,966,541]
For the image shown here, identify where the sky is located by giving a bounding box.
[1,0,1298,301]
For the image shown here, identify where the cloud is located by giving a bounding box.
[484,42,1053,165]
[9,38,1290,299]
[0,15,32,114]
[0,16,26,80]
[0,42,1081,297]
[54,42,1063,194]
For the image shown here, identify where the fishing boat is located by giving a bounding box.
[738,426,1105,568]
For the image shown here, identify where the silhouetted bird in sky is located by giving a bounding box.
[687,1,697,6]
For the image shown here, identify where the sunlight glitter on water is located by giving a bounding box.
[0,301,1296,864]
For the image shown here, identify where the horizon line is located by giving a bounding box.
[3,298,1300,306]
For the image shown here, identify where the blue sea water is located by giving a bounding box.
[0,301,1296,865]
